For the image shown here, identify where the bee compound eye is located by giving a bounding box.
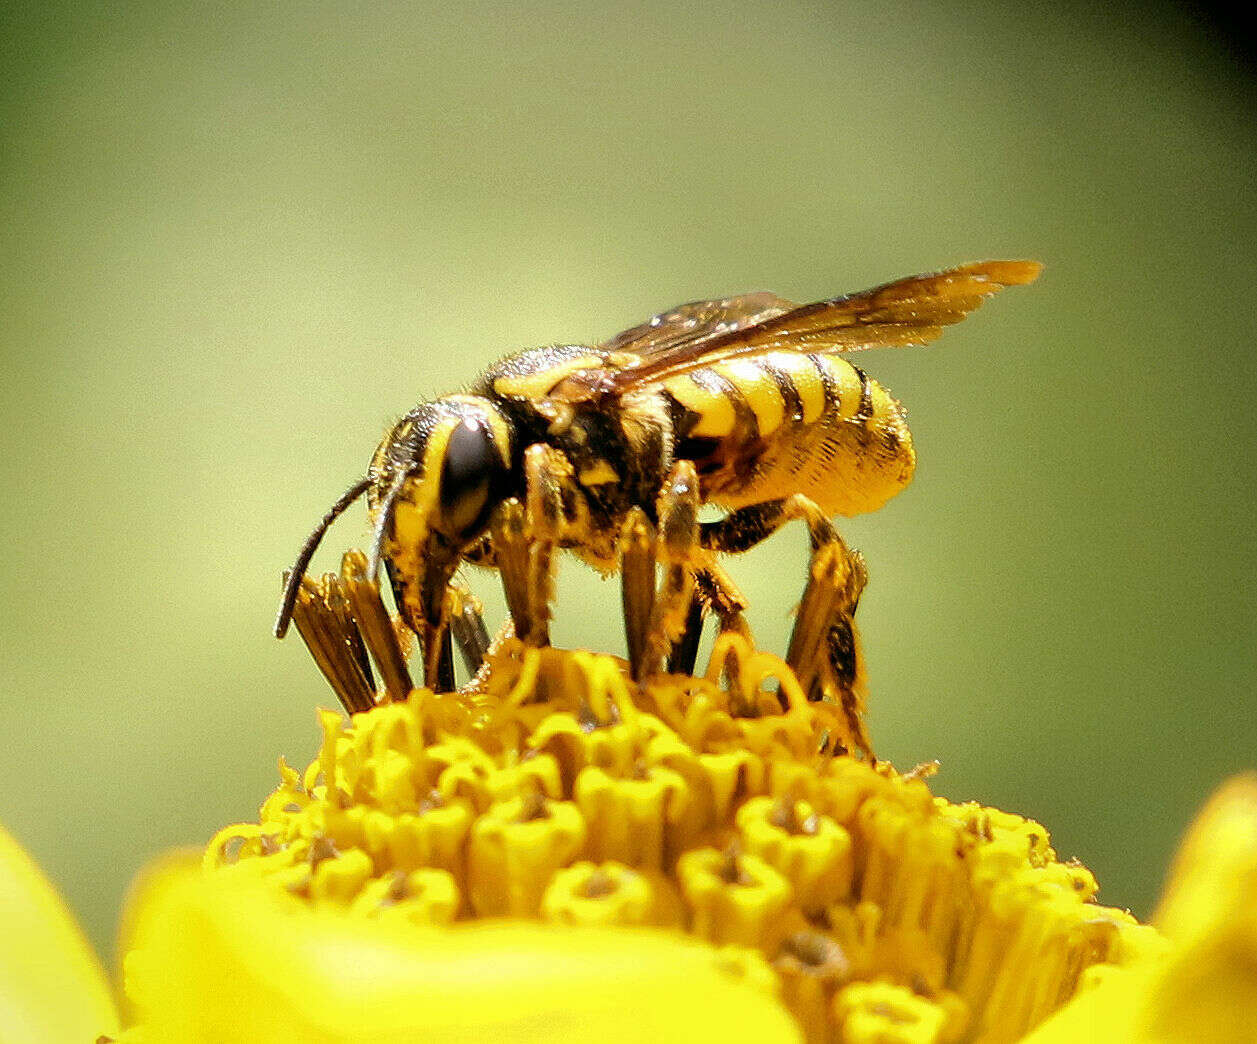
[438,417,505,540]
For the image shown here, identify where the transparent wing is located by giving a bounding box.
[600,292,798,359]
[607,260,1042,391]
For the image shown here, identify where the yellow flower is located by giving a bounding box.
[0,822,118,1042]
[117,863,796,1042]
[3,642,1254,1042]
[109,637,1199,1042]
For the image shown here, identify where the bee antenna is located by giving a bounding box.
[367,470,410,587]
[274,477,372,638]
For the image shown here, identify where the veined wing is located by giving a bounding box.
[600,292,797,358]
[607,260,1042,391]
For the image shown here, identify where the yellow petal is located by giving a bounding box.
[114,846,204,1028]
[122,859,801,1043]
[1024,774,1257,1044]
[1144,773,1257,1043]
[0,821,119,1042]
[1018,964,1151,1043]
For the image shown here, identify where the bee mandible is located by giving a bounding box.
[275,260,1041,689]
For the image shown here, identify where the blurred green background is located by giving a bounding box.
[2,1,1255,958]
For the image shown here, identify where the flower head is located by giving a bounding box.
[124,636,1158,1042]
[4,639,1256,1041]
[4,525,1251,1041]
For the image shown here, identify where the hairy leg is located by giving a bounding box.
[700,495,836,554]
[783,520,873,759]
[491,443,588,648]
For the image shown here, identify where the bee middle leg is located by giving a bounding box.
[620,461,713,680]
[699,499,841,630]
[638,556,752,678]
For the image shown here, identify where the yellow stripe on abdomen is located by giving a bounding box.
[713,359,785,437]
[766,352,826,423]
[662,373,737,437]
[867,382,899,430]
[696,353,916,519]
[812,355,865,420]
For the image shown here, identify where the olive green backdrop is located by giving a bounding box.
[3,1,1255,957]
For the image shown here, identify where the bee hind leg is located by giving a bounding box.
[701,496,874,756]
[699,495,835,555]
[780,511,874,760]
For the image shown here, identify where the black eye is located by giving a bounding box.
[438,418,504,540]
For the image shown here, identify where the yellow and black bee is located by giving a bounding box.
[276,260,1041,692]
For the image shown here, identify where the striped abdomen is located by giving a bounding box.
[658,352,916,517]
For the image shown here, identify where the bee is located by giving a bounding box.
[276,260,1041,691]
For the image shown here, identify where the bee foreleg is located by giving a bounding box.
[490,499,543,645]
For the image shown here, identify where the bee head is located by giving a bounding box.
[368,397,513,624]
[273,395,513,659]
